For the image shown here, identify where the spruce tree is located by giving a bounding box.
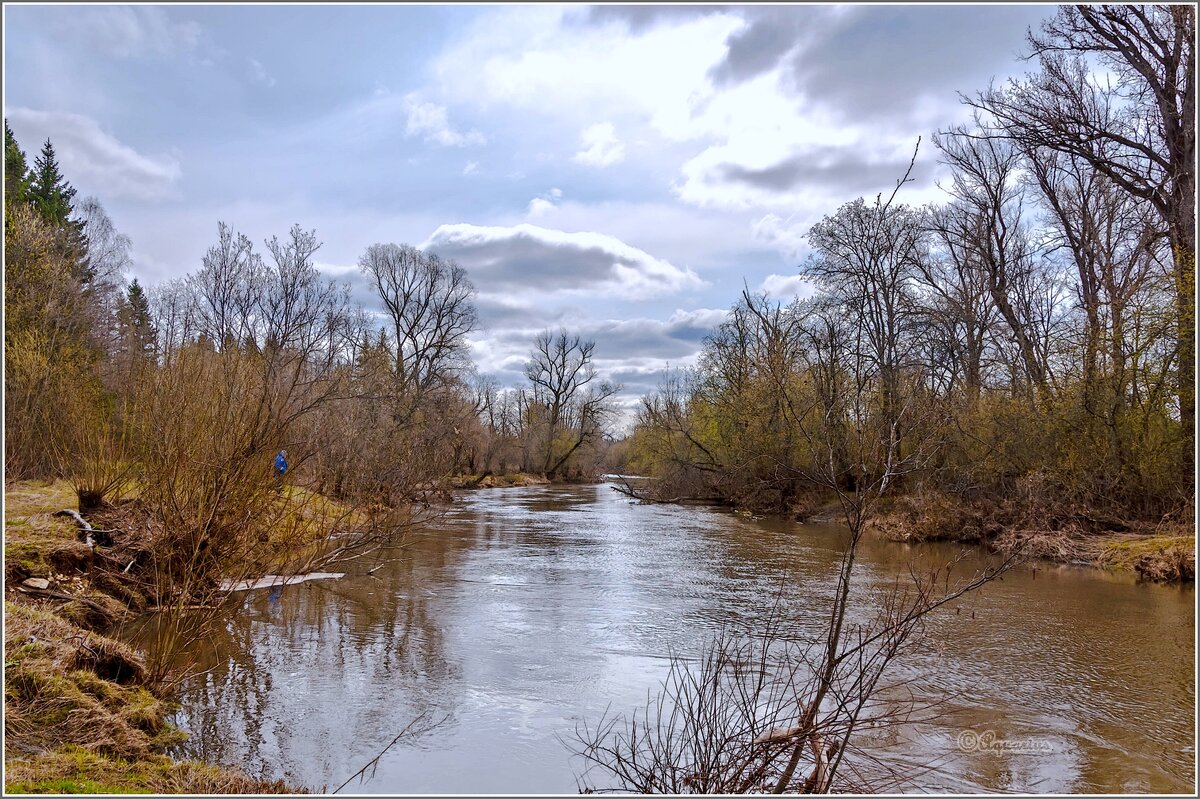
[5,120,31,206]
[29,138,77,227]
[118,278,157,362]
[28,137,91,283]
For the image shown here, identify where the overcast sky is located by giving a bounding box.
[3,3,1057,414]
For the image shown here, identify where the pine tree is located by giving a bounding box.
[5,120,31,206]
[29,138,77,228]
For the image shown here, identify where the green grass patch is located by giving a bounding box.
[1095,534,1196,581]
[4,480,90,581]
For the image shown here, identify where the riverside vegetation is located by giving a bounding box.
[3,5,1195,794]
[617,6,1196,586]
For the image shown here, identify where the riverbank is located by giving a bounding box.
[833,490,1194,583]
[447,472,604,489]
[3,479,302,794]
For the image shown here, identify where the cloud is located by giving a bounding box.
[465,305,731,410]
[752,213,808,258]
[434,7,742,140]
[6,108,181,201]
[247,57,277,88]
[758,274,817,302]
[579,5,732,34]
[581,308,729,360]
[573,122,625,167]
[421,223,705,300]
[718,145,913,194]
[403,94,486,147]
[463,160,479,175]
[527,197,556,217]
[707,6,844,87]
[675,110,931,212]
[706,5,1050,124]
[525,187,563,218]
[62,6,204,59]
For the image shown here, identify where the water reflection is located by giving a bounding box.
[146,483,1193,793]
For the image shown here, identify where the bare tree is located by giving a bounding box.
[920,201,999,404]
[191,222,263,349]
[524,329,620,479]
[932,129,1056,403]
[76,197,132,353]
[971,3,1195,461]
[803,143,926,449]
[358,243,478,419]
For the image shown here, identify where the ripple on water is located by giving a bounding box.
[158,483,1194,793]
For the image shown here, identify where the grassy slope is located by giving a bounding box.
[3,480,300,794]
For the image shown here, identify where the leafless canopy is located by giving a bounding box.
[358,242,478,412]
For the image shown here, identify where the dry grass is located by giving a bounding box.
[865,491,998,544]
[4,746,300,794]
[4,479,79,518]
[3,602,175,760]
[3,602,303,794]
[448,472,551,489]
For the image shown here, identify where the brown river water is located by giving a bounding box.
[136,482,1195,793]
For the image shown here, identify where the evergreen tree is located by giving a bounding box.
[28,138,91,284]
[5,120,31,207]
[117,278,157,363]
[29,138,78,227]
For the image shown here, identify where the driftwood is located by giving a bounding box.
[753,726,803,745]
[219,572,345,593]
[53,509,114,548]
[15,584,116,618]
[54,509,95,548]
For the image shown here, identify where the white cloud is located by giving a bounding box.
[525,187,564,218]
[573,122,625,167]
[247,57,277,88]
[527,197,556,218]
[758,274,817,302]
[463,160,480,175]
[432,8,941,214]
[434,7,742,135]
[753,213,808,258]
[6,108,181,201]
[403,94,486,147]
[421,223,705,300]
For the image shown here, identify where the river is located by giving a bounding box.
[145,482,1195,793]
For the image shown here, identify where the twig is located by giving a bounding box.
[331,711,446,793]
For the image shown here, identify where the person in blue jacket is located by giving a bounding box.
[274,449,288,492]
